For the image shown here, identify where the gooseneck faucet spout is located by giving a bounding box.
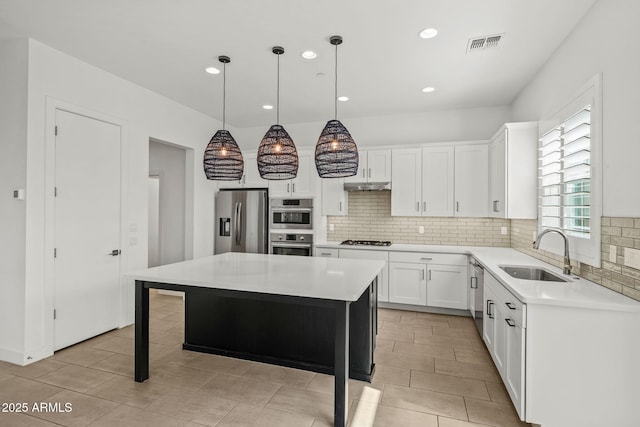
[533,228,572,275]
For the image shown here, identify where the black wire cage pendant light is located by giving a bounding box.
[203,56,244,180]
[315,35,358,178]
[257,46,299,180]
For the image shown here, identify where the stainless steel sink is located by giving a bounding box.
[499,266,569,282]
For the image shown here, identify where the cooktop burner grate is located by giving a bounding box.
[340,240,392,246]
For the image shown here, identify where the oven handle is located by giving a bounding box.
[271,207,312,212]
[271,243,313,249]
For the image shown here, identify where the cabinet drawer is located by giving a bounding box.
[486,273,526,327]
[389,251,467,265]
[315,247,339,258]
[339,249,389,261]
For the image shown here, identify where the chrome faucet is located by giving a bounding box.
[533,228,572,275]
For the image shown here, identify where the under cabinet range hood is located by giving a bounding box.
[343,182,390,191]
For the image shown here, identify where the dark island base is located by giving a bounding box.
[183,280,377,382]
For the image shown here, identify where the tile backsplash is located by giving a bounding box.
[326,192,640,302]
[327,192,511,247]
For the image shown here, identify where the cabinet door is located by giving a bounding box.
[321,178,347,216]
[291,154,316,196]
[388,262,426,305]
[493,303,507,375]
[367,149,392,182]
[489,131,506,217]
[344,151,366,183]
[422,146,454,216]
[391,148,422,216]
[426,264,467,309]
[505,319,525,419]
[268,179,291,197]
[454,145,489,217]
[243,153,268,188]
[217,178,243,189]
[339,249,389,303]
[483,286,497,350]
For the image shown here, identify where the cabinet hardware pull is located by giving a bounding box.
[428,269,432,280]
[243,175,247,184]
[505,318,516,327]
[292,183,296,193]
[423,201,426,211]
[456,201,460,212]
[416,202,420,212]
[420,257,432,261]
[287,183,290,193]
[471,276,477,289]
[505,302,516,310]
[486,300,493,318]
[493,200,499,212]
[368,168,371,178]
[421,269,425,280]
[339,201,342,211]
[321,252,332,256]
[362,168,366,178]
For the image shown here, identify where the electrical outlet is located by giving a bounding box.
[609,245,617,263]
[418,226,424,234]
[329,223,335,232]
[501,226,507,235]
[624,247,640,269]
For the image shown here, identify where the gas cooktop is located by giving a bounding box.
[340,240,392,247]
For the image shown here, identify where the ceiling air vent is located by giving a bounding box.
[466,33,504,53]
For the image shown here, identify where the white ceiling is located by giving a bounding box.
[0,0,597,128]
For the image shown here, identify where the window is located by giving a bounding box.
[537,74,601,267]
[539,106,591,238]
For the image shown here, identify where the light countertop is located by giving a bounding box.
[315,242,640,312]
[126,252,384,302]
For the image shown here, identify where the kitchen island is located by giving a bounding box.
[127,252,384,427]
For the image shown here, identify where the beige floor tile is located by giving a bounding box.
[89,404,185,427]
[0,377,62,404]
[380,320,433,334]
[454,348,494,366]
[242,362,315,388]
[110,325,134,338]
[393,341,455,360]
[155,348,202,366]
[86,375,179,408]
[150,318,183,332]
[28,389,118,427]
[267,386,334,420]
[37,364,119,393]
[446,316,477,330]
[7,358,68,380]
[433,325,485,340]
[218,402,315,427]
[200,373,281,406]
[414,331,481,351]
[381,384,468,419]
[75,332,115,349]
[485,381,511,404]
[161,311,185,322]
[400,314,450,328]
[377,328,414,343]
[86,335,174,361]
[410,369,490,400]
[465,397,530,426]
[146,389,237,426]
[375,338,395,353]
[185,353,254,376]
[306,373,384,403]
[438,416,495,427]
[371,364,410,387]
[349,400,438,427]
[435,359,501,383]
[0,412,58,426]
[54,345,114,367]
[89,353,134,377]
[149,329,184,346]
[0,369,12,383]
[377,309,404,323]
[375,350,434,372]
[148,362,217,390]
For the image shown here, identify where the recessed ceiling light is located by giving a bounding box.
[205,66,220,74]
[262,104,274,110]
[338,96,349,102]
[301,51,317,59]
[422,87,435,93]
[419,28,439,39]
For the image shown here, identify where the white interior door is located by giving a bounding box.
[54,109,121,350]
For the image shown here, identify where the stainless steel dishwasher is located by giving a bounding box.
[469,258,484,334]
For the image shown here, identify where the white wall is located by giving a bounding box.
[511,0,640,217]
[11,38,223,364]
[233,105,511,152]
[149,140,187,266]
[0,39,29,363]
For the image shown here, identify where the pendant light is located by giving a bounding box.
[257,46,299,180]
[314,35,358,178]
[203,55,244,180]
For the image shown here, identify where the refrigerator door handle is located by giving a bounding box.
[236,202,243,245]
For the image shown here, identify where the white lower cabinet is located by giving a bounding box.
[388,262,426,305]
[483,272,525,419]
[338,249,389,303]
[427,264,467,309]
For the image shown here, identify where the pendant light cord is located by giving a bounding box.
[334,42,338,120]
[276,53,280,125]
[222,61,226,130]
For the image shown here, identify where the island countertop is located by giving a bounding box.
[127,252,385,302]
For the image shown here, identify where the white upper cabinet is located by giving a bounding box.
[422,146,454,216]
[321,178,348,216]
[344,149,391,183]
[391,148,422,216]
[489,122,538,219]
[268,153,317,197]
[218,153,268,189]
[454,144,489,217]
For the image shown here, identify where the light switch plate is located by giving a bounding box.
[501,226,508,235]
[13,189,25,200]
[609,245,617,263]
[624,247,640,269]
[418,226,425,234]
[329,223,335,232]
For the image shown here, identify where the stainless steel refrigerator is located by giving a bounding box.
[214,189,269,254]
